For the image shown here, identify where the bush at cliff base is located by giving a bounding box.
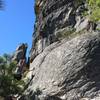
[0,54,25,98]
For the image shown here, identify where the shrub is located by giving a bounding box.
[0,54,25,98]
[87,0,100,22]
[57,27,76,39]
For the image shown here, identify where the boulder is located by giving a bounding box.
[24,31,100,100]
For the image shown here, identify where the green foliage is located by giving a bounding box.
[0,54,25,97]
[57,28,76,39]
[90,8,100,22]
[87,0,100,22]
[96,28,100,31]
[87,0,100,7]
[75,0,83,5]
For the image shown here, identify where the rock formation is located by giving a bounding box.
[12,43,28,62]
[12,43,28,80]
[22,0,100,100]
[24,31,100,100]
[31,0,89,61]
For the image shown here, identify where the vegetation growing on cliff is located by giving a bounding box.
[75,0,100,22]
[0,54,25,98]
[87,0,100,21]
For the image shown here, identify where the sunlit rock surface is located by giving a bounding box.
[22,32,100,100]
[21,0,100,100]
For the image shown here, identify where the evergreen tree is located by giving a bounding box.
[0,54,25,98]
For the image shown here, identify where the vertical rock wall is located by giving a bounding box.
[22,1,100,100]
[30,0,89,61]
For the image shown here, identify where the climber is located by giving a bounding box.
[14,58,26,80]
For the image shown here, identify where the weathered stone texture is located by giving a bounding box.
[24,0,100,100]
[24,32,100,100]
[30,0,89,60]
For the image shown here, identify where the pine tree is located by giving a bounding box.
[0,54,25,98]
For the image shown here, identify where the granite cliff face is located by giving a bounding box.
[22,0,100,100]
[24,31,100,100]
[30,0,92,61]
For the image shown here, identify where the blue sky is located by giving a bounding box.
[0,0,35,55]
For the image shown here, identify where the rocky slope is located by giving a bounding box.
[23,31,100,100]
[22,0,100,100]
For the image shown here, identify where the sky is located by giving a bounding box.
[0,0,35,55]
